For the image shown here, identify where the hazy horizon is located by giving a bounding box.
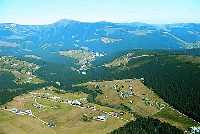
[1,18,200,26]
[0,0,200,25]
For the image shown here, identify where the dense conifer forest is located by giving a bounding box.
[88,51,200,123]
[0,50,200,126]
[111,117,183,134]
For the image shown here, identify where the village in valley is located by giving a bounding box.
[0,56,44,84]
[7,86,130,124]
[0,85,129,134]
[1,76,198,134]
[59,49,104,75]
[0,54,199,134]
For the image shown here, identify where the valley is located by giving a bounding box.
[0,21,200,134]
[59,49,104,74]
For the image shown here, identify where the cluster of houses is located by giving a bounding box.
[9,108,33,116]
[188,126,200,134]
[119,85,135,98]
[49,96,61,100]
[109,111,124,117]
[94,111,125,121]
[85,104,125,121]
[32,91,86,108]
[0,56,41,84]
[120,90,134,98]
[32,103,44,109]
[8,90,130,124]
[30,89,130,123]
[0,56,33,66]
[0,56,39,74]
[40,93,84,107]
[76,59,91,75]
[65,99,82,106]
[71,50,104,75]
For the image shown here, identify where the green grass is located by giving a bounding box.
[153,106,198,129]
[0,111,12,122]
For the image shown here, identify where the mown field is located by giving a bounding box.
[0,86,127,134]
[0,79,197,134]
[76,79,198,130]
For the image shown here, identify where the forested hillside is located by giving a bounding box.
[0,50,200,134]
[111,117,183,134]
[101,52,200,122]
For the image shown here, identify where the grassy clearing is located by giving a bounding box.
[0,86,127,134]
[59,50,95,61]
[153,106,199,130]
[0,109,54,134]
[77,79,198,130]
[1,79,198,133]
[77,79,165,117]
[175,55,200,64]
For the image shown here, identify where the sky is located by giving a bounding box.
[0,0,200,25]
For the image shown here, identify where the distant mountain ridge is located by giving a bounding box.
[0,19,200,54]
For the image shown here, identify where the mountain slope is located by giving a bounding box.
[0,20,200,54]
[100,51,200,123]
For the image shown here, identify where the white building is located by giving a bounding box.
[71,100,82,106]
[81,71,87,75]
[10,108,32,116]
[50,96,61,100]
[96,115,108,121]
[56,82,61,86]
[190,126,200,134]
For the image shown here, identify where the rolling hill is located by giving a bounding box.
[0,20,200,55]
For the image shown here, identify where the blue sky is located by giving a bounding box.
[0,0,200,24]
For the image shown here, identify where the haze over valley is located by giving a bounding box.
[0,0,200,134]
